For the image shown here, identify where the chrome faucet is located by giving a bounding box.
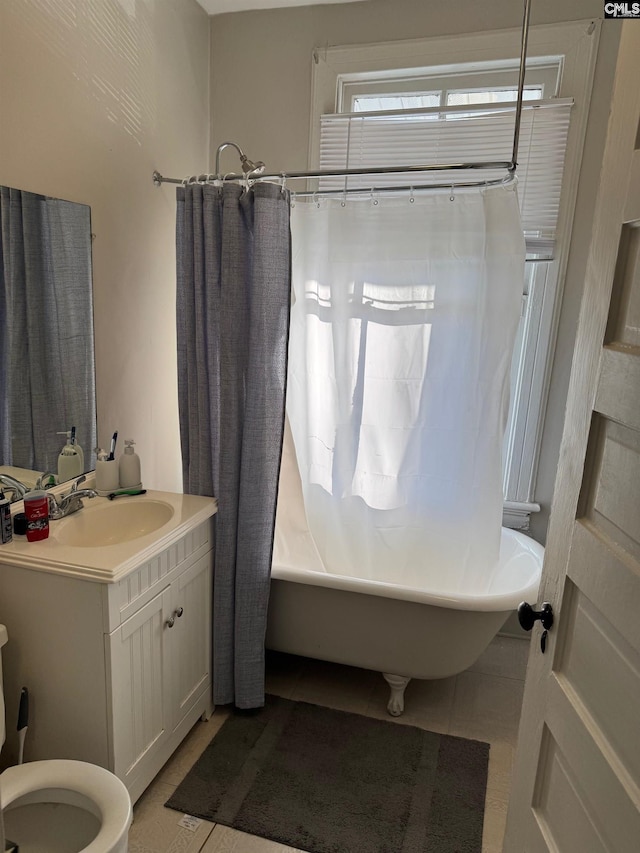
[47,475,97,519]
[0,474,28,501]
[36,471,57,490]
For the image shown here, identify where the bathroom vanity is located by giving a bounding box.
[0,490,217,804]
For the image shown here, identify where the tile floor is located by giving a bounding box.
[128,634,530,853]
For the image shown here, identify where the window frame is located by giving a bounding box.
[343,59,559,112]
[308,20,601,528]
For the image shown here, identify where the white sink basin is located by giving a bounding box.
[54,499,174,547]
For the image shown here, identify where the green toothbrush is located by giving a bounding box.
[107,489,147,500]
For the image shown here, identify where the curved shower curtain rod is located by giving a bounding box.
[153,0,532,195]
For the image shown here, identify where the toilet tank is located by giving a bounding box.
[0,623,7,747]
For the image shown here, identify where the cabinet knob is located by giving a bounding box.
[165,607,183,629]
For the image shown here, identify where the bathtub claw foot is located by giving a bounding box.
[382,673,411,717]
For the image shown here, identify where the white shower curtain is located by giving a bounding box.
[278,185,525,594]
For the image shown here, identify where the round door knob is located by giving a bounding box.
[175,607,184,618]
[165,615,175,629]
[518,601,554,631]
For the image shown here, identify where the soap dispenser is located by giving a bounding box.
[119,440,142,489]
[57,428,83,482]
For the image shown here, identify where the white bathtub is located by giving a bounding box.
[266,527,543,715]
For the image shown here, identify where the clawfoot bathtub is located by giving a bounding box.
[266,528,543,715]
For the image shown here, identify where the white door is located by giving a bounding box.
[504,22,640,852]
[107,586,170,786]
[168,551,212,732]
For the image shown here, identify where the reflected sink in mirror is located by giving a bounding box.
[0,466,42,491]
[53,499,174,547]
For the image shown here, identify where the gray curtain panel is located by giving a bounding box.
[0,187,96,473]
[176,182,291,709]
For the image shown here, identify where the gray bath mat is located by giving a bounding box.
[165,695,489,853]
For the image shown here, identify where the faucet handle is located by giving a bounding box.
[46,493,64,520]
[70,475,87,493]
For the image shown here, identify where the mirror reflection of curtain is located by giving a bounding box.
[278,186,524,592]
[0,187,96,473]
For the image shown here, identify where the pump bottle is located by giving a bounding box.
[119,440,142,490]
[57,428,84,482]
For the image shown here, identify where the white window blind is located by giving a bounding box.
[319,98,573,256]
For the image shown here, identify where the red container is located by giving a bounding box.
[24,491,49,542]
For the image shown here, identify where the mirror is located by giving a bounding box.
[0,185,97,500]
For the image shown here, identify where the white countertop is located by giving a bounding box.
[0,489,217,583]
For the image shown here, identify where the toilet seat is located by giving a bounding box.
[0,759,132,852]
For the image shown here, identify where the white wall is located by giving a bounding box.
[0,0,622,528]
[208,0,621,544]
[0,0,210,492]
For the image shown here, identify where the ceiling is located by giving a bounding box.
[195,0,367,15]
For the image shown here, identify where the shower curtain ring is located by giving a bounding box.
[449,184,455,202]
[370,188,378,206]
[409,187,415,203]
[280,173,287,195]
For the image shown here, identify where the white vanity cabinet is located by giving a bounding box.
[107,536,213,798]
[0,498,216,804]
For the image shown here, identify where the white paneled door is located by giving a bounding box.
[504,22,640,852]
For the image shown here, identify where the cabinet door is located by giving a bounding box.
[168,551,212,732]
[107,585,171,786]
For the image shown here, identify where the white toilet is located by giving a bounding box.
[0,625,132,852]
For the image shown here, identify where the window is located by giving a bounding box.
[317,99,573,254]
[338,58,561,112]
[309,22,600,528]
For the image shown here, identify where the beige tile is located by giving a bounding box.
[365,674,456,734]
[201,825,305,852]
[129,662,522,852]
[155,709,231,787]
[449,671,525,746]
[291,658,378,714]
[482,786,510,851]
[487,740,515,795]
[469,635,531,681]
[128,779,214,853]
